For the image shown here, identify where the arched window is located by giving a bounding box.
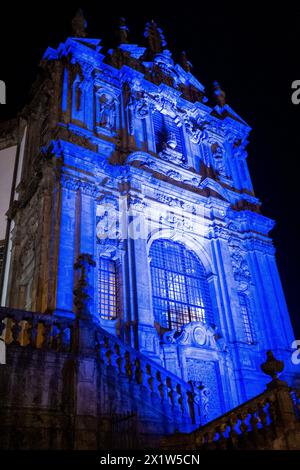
[98,257,118,320]
[150,239,214,330]
[238,293,255,344]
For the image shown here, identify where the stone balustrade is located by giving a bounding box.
[96,329,201,427]
[0,306,201,428]
[0,307,74,352]
[188,390,277,449]
[163,375,300,450]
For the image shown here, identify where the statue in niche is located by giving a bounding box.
[75,83,82,111]
[135,99,148,118]
[200,385,211,423]
[211,143,227,177]
[98,94,116,131]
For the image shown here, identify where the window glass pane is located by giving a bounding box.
[150,239,214,330]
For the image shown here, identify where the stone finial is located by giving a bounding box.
[144,20,167,54]
[73,253,96,320]
[261,350,284,380]
[180,51,192,73]
[71,9,88,38]
[213,81,226,107]
[118,17,129,44]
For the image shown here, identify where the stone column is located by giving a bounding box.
[54,186,77,318]
[72,253,99,449]
[132,236,160,359]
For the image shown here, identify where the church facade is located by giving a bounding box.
[0,12,297,444]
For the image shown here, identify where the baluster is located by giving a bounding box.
[11,316,22,345]
[109,343,120,371]
[117,349,127,375]
[228,415,239,448]
[249,407,259,433]
[133,358,142,384]
[124,351,132,379]
[42,320,55,349]
[160,374,170,405]
[268,396,278,426]
[57,323,64,351]
[4,317,13,344]
[257,401,268,429]
[204,430,215,448]
[175,384,185,416]
[140,363,150,389]
[195,432,204,448]
[60,324,71,352]
[21,319,31,346]
[150,370,161,400]
[168,379,182,414]
[166,378,174,408]
[180,388,191,419]
[97,336,107,363]
[28,317,38,348]
[216,423,228,449]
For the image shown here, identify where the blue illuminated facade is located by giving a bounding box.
[5,16,297,427]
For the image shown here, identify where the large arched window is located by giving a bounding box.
[150,239,214,330]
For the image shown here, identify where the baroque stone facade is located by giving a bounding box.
[0,12,299,449]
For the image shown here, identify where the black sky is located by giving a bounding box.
[0,2,299,335]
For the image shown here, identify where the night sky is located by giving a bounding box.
[1,2,299,336]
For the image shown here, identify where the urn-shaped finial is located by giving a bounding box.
[261,350,284,380]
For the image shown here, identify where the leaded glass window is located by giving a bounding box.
[98,257,118,320]
[150,239,214,330]
[238,293,255,344]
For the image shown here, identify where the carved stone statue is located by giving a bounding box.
[211,143,227,177]
[98,94,116,131]
[118,17,129,44]
[144,20,167,55]
[71,9,87,38]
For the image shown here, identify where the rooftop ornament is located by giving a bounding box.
[118,17,129,44]
[213,81,226,107]
[180,51,192,73]
[71,8,88,38]
[144,20,167,55]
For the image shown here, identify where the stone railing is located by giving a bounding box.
[0,306,74,352]
[96,329,201,427]
[163,353,300,450]
[0,306,201,428]
[167,390,277,449]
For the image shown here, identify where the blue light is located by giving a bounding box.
[40,26,297,425]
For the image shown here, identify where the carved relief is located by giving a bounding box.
[162,322,218,349]
[187,359,222,423]
[228,238,251,291]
